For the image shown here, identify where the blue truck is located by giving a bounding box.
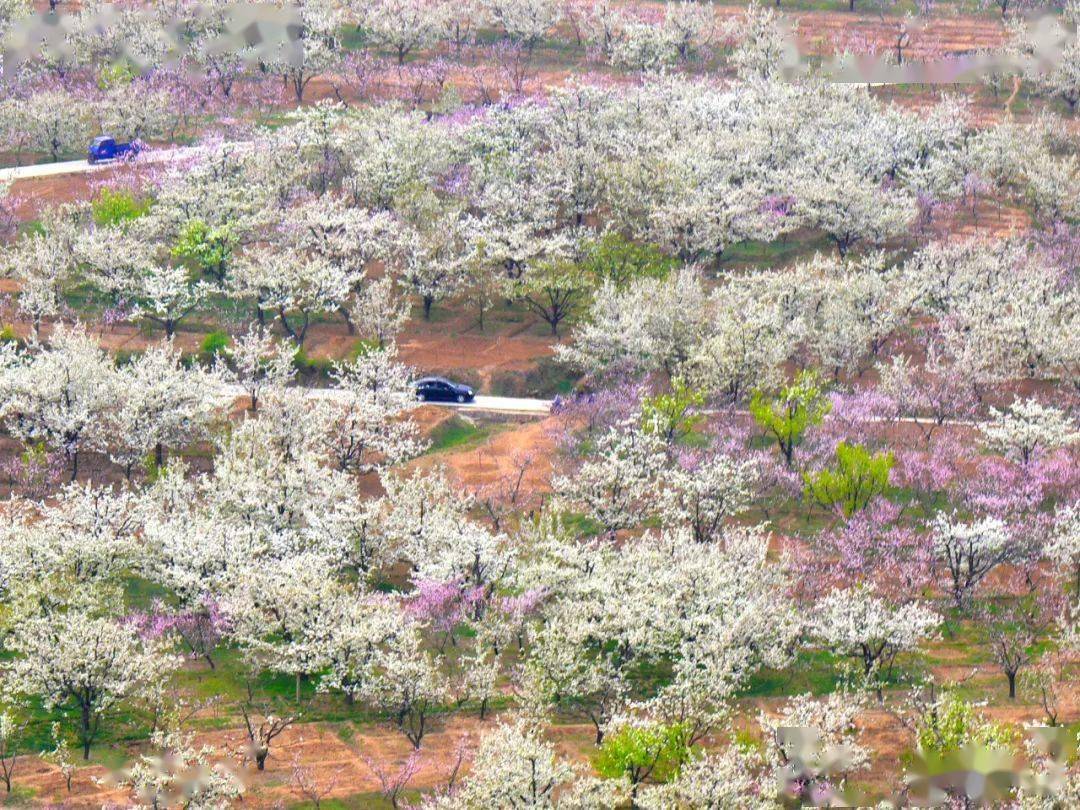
[87,136,143,164]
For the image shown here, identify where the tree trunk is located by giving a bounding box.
[81,703,91,760]
[154,442,164,469]
[423,295,434,320]
[1007,670,1017,699]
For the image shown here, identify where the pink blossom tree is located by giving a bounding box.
[405,578,486,651]
[126,598,232,670]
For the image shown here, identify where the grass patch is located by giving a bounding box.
[717,232,835,273]
[738,649,846,699]
[490,357,578,398]
[559,511,604,538]
[427,416,490,453]
[291,791,425,809]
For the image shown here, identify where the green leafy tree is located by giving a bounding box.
[916,692,1017,758]
[582,233,677,289]
[804,442,894,517]
[91,189,152,228]
[593,722,691,798]
[199,330,230,360]
[171,220,237,287]
[517,259,595,337]
[97,61,137,90]
[749,370,831,467]
[640,378,706,444]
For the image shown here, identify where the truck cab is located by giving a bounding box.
[87,136,141,164]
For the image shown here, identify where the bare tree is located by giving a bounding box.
[237,683,297,771]
[0,712,26,794]
[474,450,537,531]
[980,588,1061,700]
[360,749,422,809]
[290,749,343,809]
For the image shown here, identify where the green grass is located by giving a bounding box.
[717,232,835,273]
[490,357,579,398]
[427,416,491,453]
[290,791,425,809]
[123,575,170,610]
[559,511,604,538]
[738,649,846,698]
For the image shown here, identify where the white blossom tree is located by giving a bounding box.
[483,0,561,52]
[3,222,81,338]
[356,616,451,748]
[933,514,1018,611]
[660,455,757,544]
[222,553,342,702]
[6,89,92,162]
[360,0,447,64]
[0,325,118,480]
[814,585,939,696]
[1046,504,1080,594]
[126,263,211,339]
[219,325,297,412]
[107,341,223,474]
[323,346,425,474]
[114,729,245,808]
[553,418,668,534]
[318,594,404,705]
[3,610,178,759]
[266,0,342,102]
[979,398,1078,464]
[432,720,576,807]
[348,276,410,349]
[232,247,357,348]
[0,481,140,589]
[557,270,709,380]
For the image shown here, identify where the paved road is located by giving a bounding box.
[0,146,202,183]
[0,158,101,182]
[221,384,987,427]
[219,384,553,416]
[450,394,552,415]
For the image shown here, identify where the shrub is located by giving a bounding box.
[200,330,230,360]
[750,370,831,467]
[92,189,152,228]
[640,377,706,444]
[804,442,895,517]
[593,722,691,790]
[916,692,1017,757]
[582,232,677,288]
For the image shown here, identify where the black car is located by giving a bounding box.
[416,376,475,403]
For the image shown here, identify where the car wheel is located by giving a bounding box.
[456,394,465,403]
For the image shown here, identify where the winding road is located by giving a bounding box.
[0,145,208,183]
